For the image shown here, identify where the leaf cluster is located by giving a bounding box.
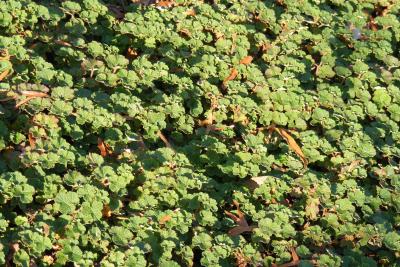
[0,0,400,266]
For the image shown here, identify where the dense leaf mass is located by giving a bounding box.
[0,0,400,266]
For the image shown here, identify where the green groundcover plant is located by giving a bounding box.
[0,0,399,266]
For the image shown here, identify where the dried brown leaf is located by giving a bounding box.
[15,96,37,108]
[234,250,249,267]
[42,256,54,265]
[19,91,48,97]
[54,40,72,46]
[28,132,36,149]
[225,210,243,225]
[374,168,387,177]
[159,214,172,225]
[198,112,213,127]
[0,49,10,60]
[368,16,378,31]
[42,223,50,237]
[15,91,48,108]
[179,28,191,37]
[228,225,257,236]
[273,248,300,267]
[97,138,108,157]
[223,68,238,84]
[291,247,299,262]
[245,176,271,190]
[225,201,256,236]
[102,204,112,218]
[199,97,217,128]
[156,0,174,8]
[273,127,308,167]
[185,9,196,16]
[0,69,10,81]
[239,56,253,65]
[126,47,138,59]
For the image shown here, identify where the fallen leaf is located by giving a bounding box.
[102,204,112,218]
[42,256,54,265]
[225,200,256,236]
[214,31,224,41]
[291,247,299,261]
[198,111,214,127]
[101,178,110,187]
[97,138,108,157]
[234,250,249,267]
[15,91,49,108]
[179,28,191,37]
[198,97,219,134]
[239,56,253,65]
[272,247,300,267]
[159,214,172,224]
[0,69,10,81]
[126,47,138,59]
[245,176,271,190]
[28,132,36,149]
[156,0,174,8]
[261,42,272,52]
[0,49,10,61]
[52,244,61,250]
[185,9,196,16]
[54,40,72,46]
[42,223,50,237]
[19,91,48,97]
[15,96,38,108]
[368,16,378,31]
[223,68,238,84]
[271,163,289,172]
[374,168,387,177]
[273,126,308,167]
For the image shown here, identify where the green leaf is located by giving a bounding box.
[55,191,80,214]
